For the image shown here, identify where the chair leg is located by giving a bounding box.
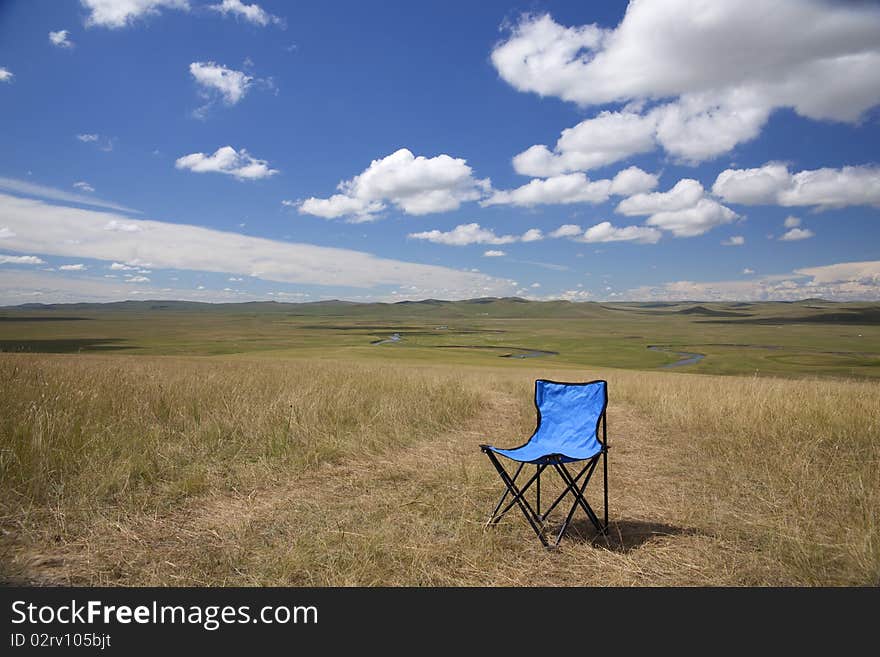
[488,465,544,526]
[554,462,595,546]
[552,458,603,541]
[536,460,593,521]
[482,450,548,548]
[488,462,523,525]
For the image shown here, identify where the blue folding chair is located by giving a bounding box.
[480,379,609,548]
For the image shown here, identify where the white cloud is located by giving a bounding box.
[485,166,657,208]
[483,250,506,257]
[110,262,136,270]
[408,223,518,246]
[228,276,243,281]
[0,254,46,265]
[549,224,583,238]
[483,173,610,207]
[298,195,384,221]
[59,263,87,271]
[175,146,278,181]
[0,67,12,82]
[645,198,738,238]
[299,148,488,219]
[784,215,801,228]
[125,275,150,283]
[713,163,880,209]
[49,30,74,48]
[77,133,99,142]
[190,62,252,105]
[721,235,745,246]
[779,227,814,241]
[521,228,543,242]
[616,179,705,216]
[0,177,138,213]
[613,178,738,238]
[81,0,190,29]
[104,220,142,232]
[609,166,659,196]
[743,268,755,274]
[0,193,516,298]
[795,260,880,285]
[625,260,880,301]
[580,222,661,244]
[73,181,95,193]
[208,0,281,27]
[492,5,880,163]
[513,112,657,175]
[530,282,541,288]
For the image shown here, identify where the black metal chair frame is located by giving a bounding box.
[480,395,609,549]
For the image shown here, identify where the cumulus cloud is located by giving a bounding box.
[299,148,489,220]
[175,146,278,181]
[645,199,738,237]
[483,166,656,207]
[190,61,252,105]
[521,228,543,242]
[0,193,516,299]
[81,0,190,29]
[408,223,520,246]
[208,0,281,26]
[76,133,99,142]
[743,268,755,275]
[492,4,880,163]
[614,178,738,237]
[616,179,705,216]
[713,163,880,209]
[625,260,880,301]
[780,227,814,241]
[721,235,745,246]
[549,224,583,238]
[0,254,46,265]
[580,222,661,244]
[512,112,657,175]
[49,30,74,48]
[59,263,87,271]
[0,177,139,213]
[0,67,12,82]
[483,250,506,257]
[609,166,659,196]
[73,181,95,193]
[784,216,801,228]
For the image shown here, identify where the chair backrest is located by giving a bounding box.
[530,379,607,455]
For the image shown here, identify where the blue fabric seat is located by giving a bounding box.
[484,380,606,464]
[480,379,610,547]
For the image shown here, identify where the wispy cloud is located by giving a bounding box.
[0,193,516,299]
[49,29,74,48]
[0,177,139,214]
[208,1,283,27]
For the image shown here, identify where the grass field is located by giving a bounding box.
[1,299,878,585]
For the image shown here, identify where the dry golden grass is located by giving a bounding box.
[1,353,877,586]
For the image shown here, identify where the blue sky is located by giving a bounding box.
[1,0,879,304]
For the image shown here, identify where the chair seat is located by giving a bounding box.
[484,440,602,464]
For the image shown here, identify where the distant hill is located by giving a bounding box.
[0,296,865,322]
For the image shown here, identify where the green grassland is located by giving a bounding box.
[1,298,878,585]
[1,298,878,378]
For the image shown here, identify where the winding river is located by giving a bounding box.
[647,345,705,368]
